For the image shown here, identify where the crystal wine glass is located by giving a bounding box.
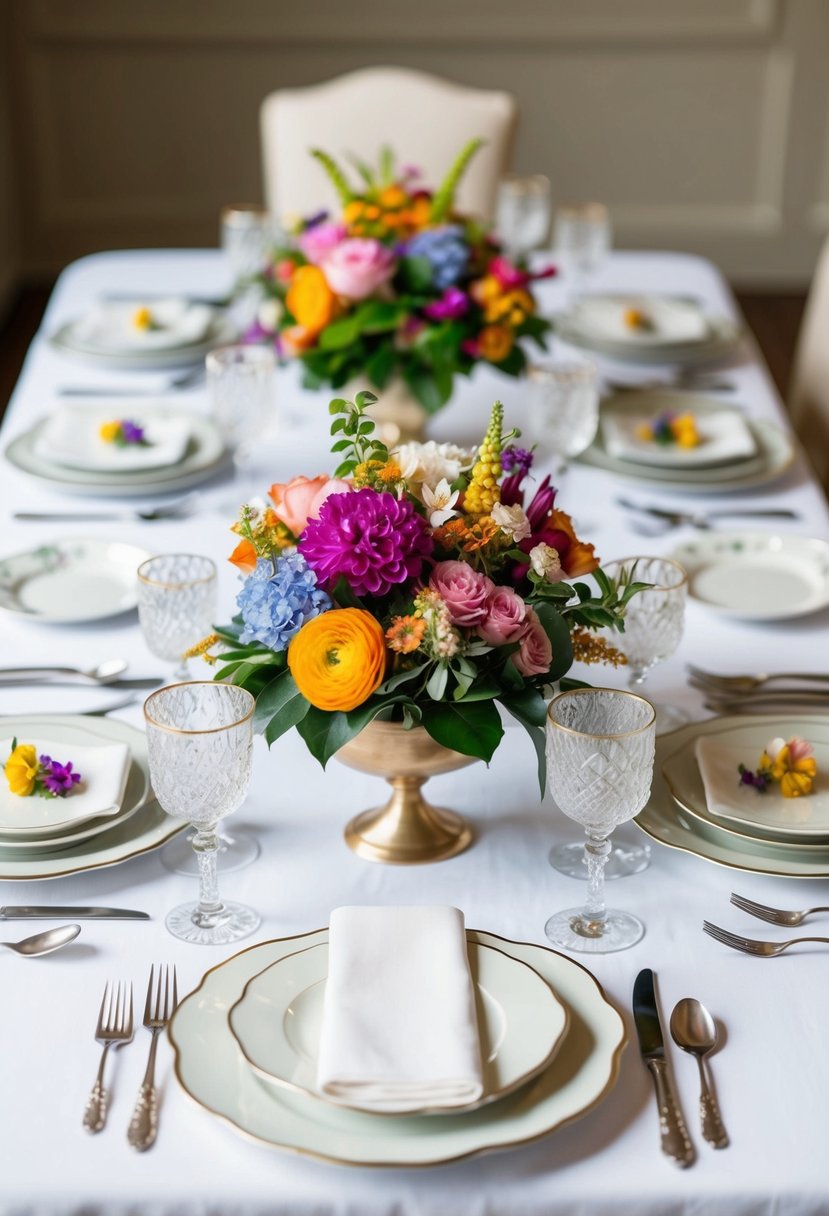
[545,688,656,953]
[144,682,261,945]
[220,205,275,289]
[137,554,217,681]
[553,202,611,302]
[603,556,688,734]
[207,344,276,511]
[496,175,552,262]
[526,361,600,482]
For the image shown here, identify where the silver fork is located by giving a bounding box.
[14,493,199,524]
[58,366,205,396]
[127,964,178,1151]
[730,893,829,927]
[83,981,134,1133]
[703,921,829,957]
[687,664,829,694]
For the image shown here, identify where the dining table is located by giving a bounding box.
[1,246,828,1216]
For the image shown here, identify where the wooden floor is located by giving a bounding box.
[0,282,808,422]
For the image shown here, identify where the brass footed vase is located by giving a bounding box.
[336,720,477,864]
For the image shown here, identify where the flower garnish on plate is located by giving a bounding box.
[98,419,149,447]
[623,306,653,331]
[4,739,82,798]
[738,736,817,798]
[132,306,158,331]
[635,410,700,449]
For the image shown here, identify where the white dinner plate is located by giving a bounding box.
[600,405,757,469]
[0,733,129,836]
[670,533,829,620]
[637,716,829,877]
[5,411,227,498]
[556,297,742,365]
[170,928,626,1167]
[65,299,215,354]
[0,716,150,849]
[0,539,150,624]
[579,394,794,494]
[50,311,236,370]
[659,720,829,842]
[0,715,180,878]
[35,406,193,473]
[229,940,568,1116]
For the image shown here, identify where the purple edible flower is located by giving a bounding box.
[40,757,81,796]
[737,764,771,793]
[120,420,145,445]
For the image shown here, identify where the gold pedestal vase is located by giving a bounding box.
[336,720,477,864]
[344,375,428,446]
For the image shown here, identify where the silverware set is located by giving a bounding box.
[58,365,206,397]
[704,892,829,957]
[0,659,162,689]
[688,664,829,711]
[633,967,728,1166]
[618,498,800,535]
[85,965,178,1149]
[14,492,200,524]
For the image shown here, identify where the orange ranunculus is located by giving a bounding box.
[288,608,386,712]
[378,185,407,210]
[269,475,351,536]
[484,288,535,326]
[469,275,502,307]
[548,509,599,577]
[228,538,258,575]
[477,324,514,363]
[285,264,338,336]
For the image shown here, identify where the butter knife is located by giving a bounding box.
[0,906,149,920]
[633,968,695,1167]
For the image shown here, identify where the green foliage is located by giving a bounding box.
[309,149,354,205]
[419,698,504,763]
[430,138,485,222]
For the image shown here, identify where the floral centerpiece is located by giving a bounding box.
[247,142,553,414]
[195,393,642,802]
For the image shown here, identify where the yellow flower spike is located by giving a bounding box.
[464,401,504,516]
[5,743,39,796]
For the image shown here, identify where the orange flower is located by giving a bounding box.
[477,325,514,363]
[288,608,387,712]
[433,516,499,553]
[343,201,364,225]
[228,538,257,575]
[469,275,502,307]
[484,288,535,326]
[386,615,427,654]
[285,264,338,336]
[548,509,599,577]
[379,185,407,209]
[281,325,318,353]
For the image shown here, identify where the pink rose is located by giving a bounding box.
[268,475,351,536]
[322,238,396,300]
[298,222,347,265]
[512,608,552,677]
[429,561,494,627]
[478,586,527,646]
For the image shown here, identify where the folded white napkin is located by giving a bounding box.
[695,736,829,832]
[71,298,214,353]
[0,737,130,835]
[575,296,710,345]
[34,405,192,472]
[316,905,483,1112]
[602,407,757,469]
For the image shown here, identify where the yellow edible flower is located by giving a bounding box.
[760,738,818,798]
[5,743,38,797]
[98,421,121,443]
[132,306,153,330]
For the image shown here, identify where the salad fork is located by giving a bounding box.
[687,664,829,694]
[83,981,134,1133]
[127,964,178,1151]
[730,893,829,927]
[703,921,829,957]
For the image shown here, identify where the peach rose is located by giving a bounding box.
[268,475,351,537]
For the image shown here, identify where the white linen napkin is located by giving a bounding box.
[575,295,710,345]
[0,737,130,834]
[71,298,214,352]
[34,404,192,472]
[316,905,483,1112]
[601,408,757,468]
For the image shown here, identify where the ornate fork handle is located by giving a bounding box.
[127,1030,161,1151]
[83,1044,111,1134]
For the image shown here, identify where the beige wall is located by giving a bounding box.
[6,0,829,286]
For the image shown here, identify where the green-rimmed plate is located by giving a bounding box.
[0,538,150,624]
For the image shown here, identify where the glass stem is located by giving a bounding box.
[628,665,648,688]
[191,829,227,928]
[173,658,190,682]
[583,833,611,926]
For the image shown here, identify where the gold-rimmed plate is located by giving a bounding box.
[228,940,568,1116]
[170,928,626,1167]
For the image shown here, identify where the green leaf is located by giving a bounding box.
[356,300,405,333]
[377,664,428,694]
[402,364,450,414]
[398,255,434,293]
[366,342,396,388]
[319,316,363,351]
[500,695,547,796]
[296,700,384,768]
[259,676,311,746]
[419,699,504,763]
[330,575,365,610]
[426,663,449,700]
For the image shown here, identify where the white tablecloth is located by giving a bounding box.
[1,249,828,1216]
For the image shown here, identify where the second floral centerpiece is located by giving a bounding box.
[200,392,641,862]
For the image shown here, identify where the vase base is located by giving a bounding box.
[344,802,473,865]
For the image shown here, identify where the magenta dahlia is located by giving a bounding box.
[299,489,433,597]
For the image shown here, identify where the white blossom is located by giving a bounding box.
[421,478,460,527]
[394,440,476,488]
[491,502,532,542]
[257,297,283,332]
[529,542,564,582]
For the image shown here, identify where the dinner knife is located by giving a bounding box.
[633,968,695,1168]
[0,906,150,920]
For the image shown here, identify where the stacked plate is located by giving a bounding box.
[0,715,182,880]
[5,405,227,497]
[170,927,626,1166]
[580,392,794,494]
[637,714,829,877]
[0,538,150,624]
[556,294,741,365]
[51,298,235,370]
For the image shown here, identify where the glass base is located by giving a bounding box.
[160,827,260,876]
[165,899,261,945]
[549,839,651,879]
[544,907,644,954]
[655,703,691,736]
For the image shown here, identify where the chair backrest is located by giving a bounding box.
[790,235,829,493]
[261,67,516,225]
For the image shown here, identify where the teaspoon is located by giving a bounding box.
[670,997,729,1148]
[0,924,82,957]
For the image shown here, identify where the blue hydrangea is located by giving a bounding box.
[405,225,469,291]
[236,553,332,651]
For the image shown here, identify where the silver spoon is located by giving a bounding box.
[0,924,81,957]
[0,659,129,686]
[670,997,729,1148]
